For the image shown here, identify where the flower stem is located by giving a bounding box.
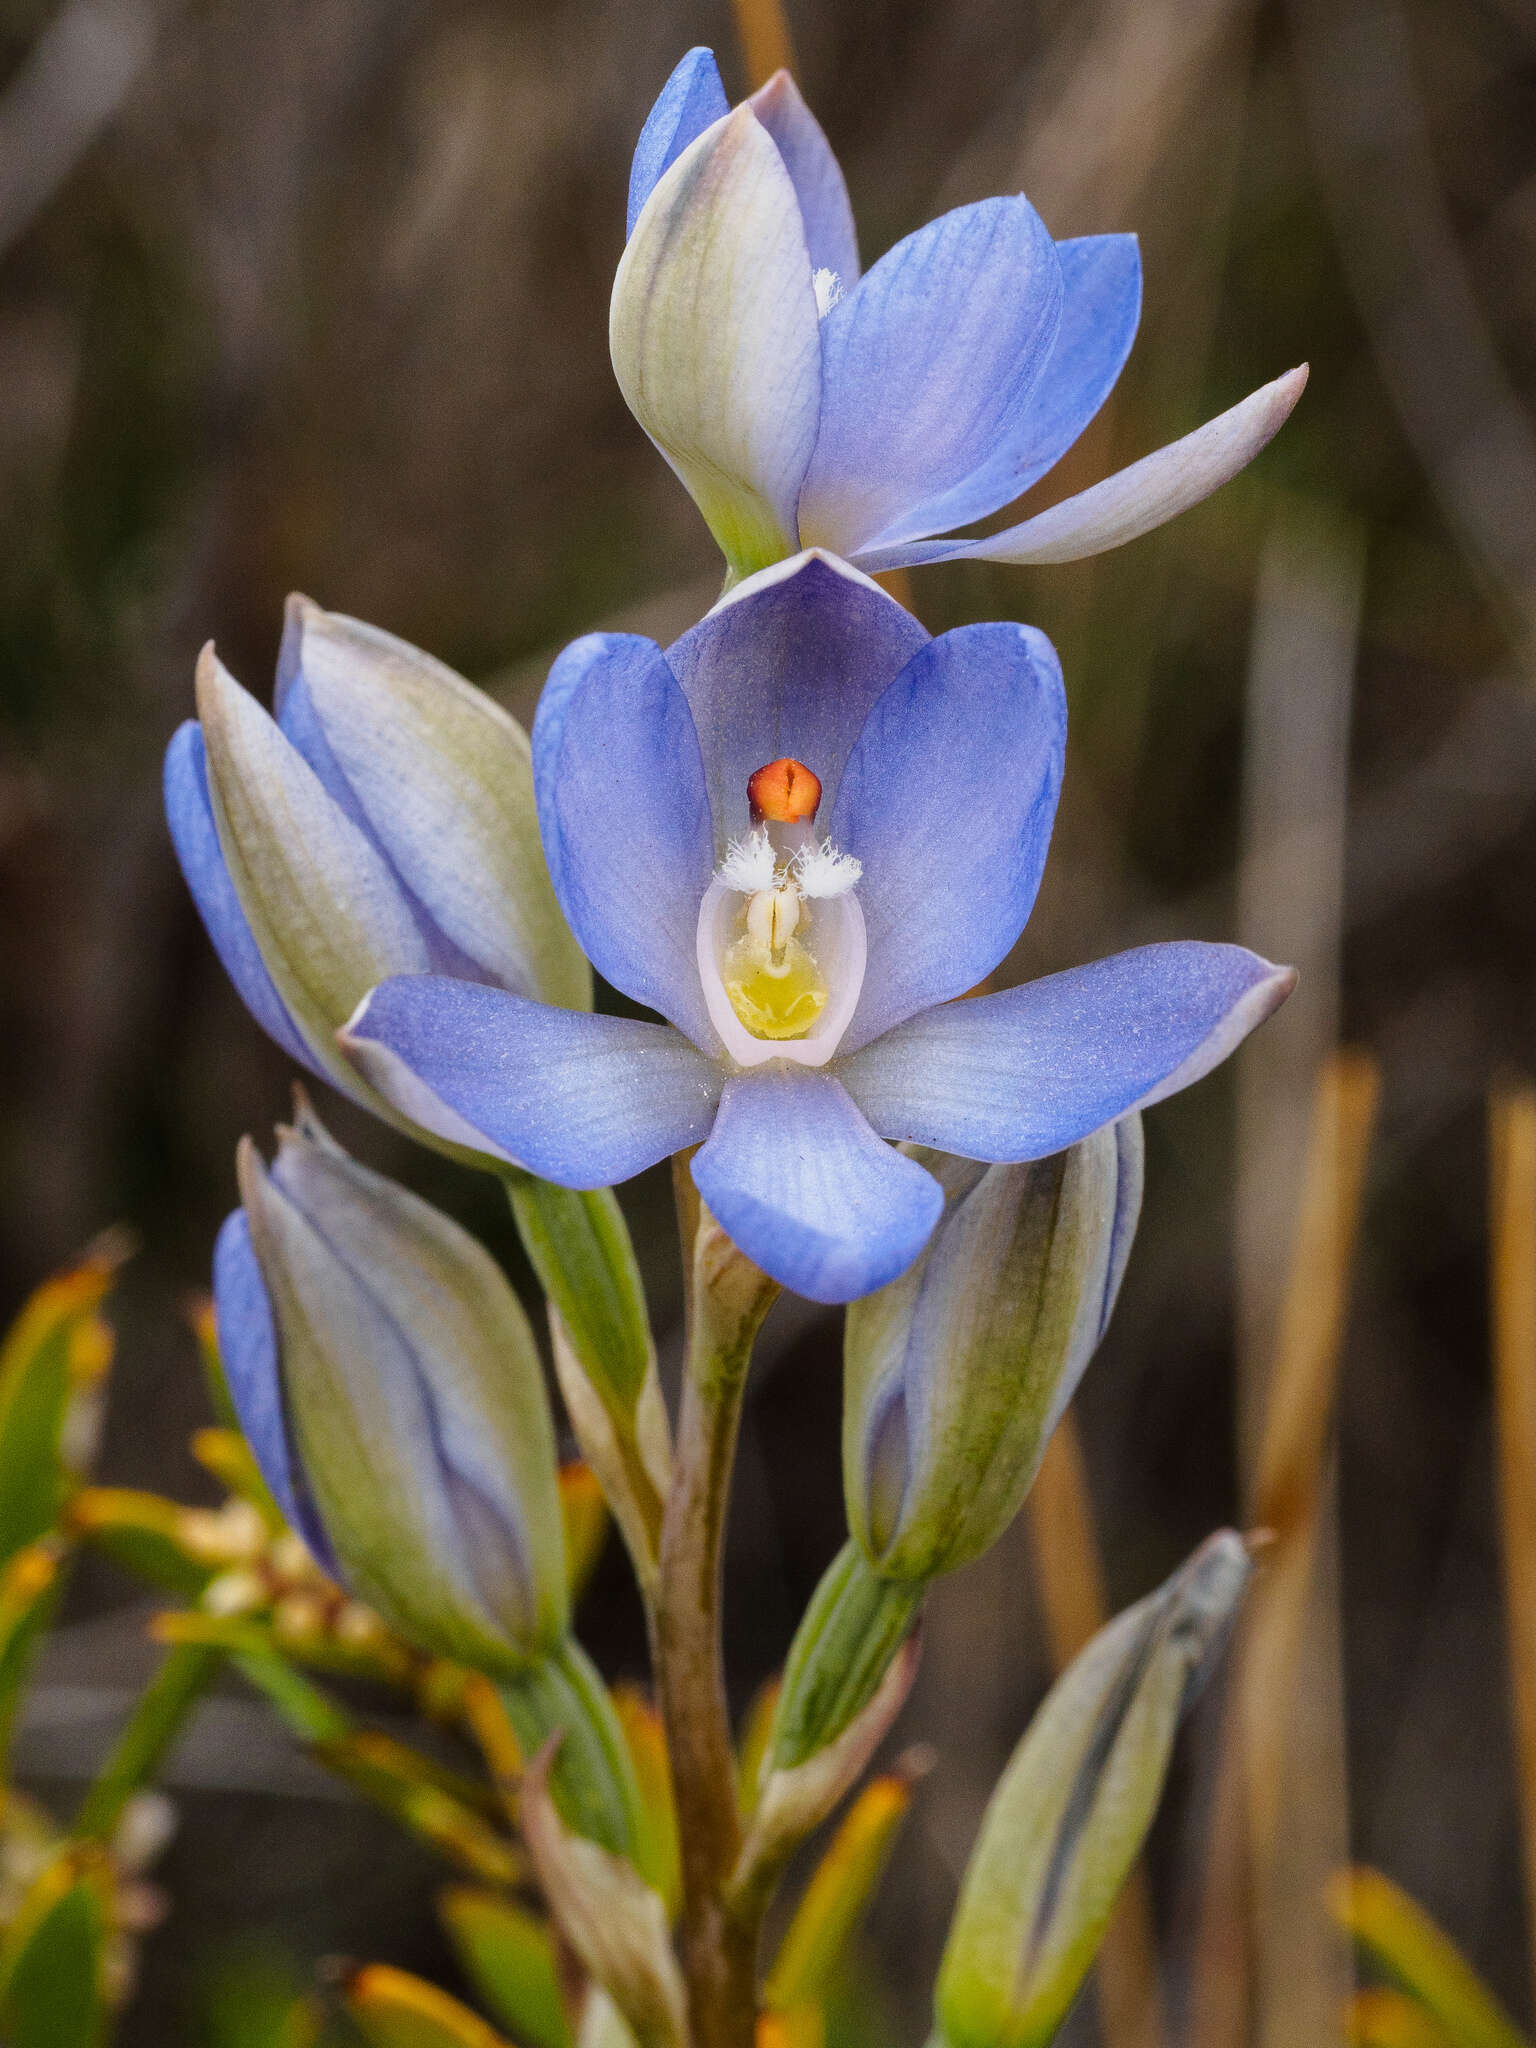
[655,1158,778,2048]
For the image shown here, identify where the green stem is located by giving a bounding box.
[770,1540,925,1771]
[500,1635,648,1871]
[655,1166,778,2048]
[506,1178,652,1418]
[75,1642,222,1841]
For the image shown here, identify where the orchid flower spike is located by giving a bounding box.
[341,552,1294,1306]
[164,595,590,1153]
[612,47,1307,585]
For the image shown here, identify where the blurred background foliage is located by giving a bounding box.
[2,0,1536,2040]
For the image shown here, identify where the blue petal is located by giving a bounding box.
[831,622,1066,1053]
[667,551,929,846]
[747,71,859,283]
[164,723,316,1073]
[838,944,1295,1159]
[1007,236,1141,495]
[858,234,1140,546]
[533,632,716,1046]
[795,196,1063,557]
[691,1070,943,1303]
[626,47,730,237]
[212,1208,338,1573]
[855,365,1310,573]
[342,976,723,1186]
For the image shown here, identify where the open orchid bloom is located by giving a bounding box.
[612,47,1306,585]
[340,553,1293,1305]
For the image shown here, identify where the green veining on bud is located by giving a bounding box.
[499,1637,650,1873]
[506,1177,654,1417]
[845,1122,1142,1585]
[935,1531,1252,2048]
[769,1540,924,1773]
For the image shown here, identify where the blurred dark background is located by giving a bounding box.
[3,0,1536,2039]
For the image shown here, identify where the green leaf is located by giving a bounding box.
[0,1845,113,2048]
[765,1770,917,2013]
[345,1964,516,2048]
[0,1542,66,1773]
[770,1541,923,1772]
[499,1637,648,1870]
[75,1641,223,1840]
[69,1486,216,1598]
[439,1888,573,2048]
[1328,1868,1530,2048]
[505,1180,653,1419]
[560,1462,610,1605]
[0,1247,123,1565]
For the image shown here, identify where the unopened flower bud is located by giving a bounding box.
[845,1119,1142,1584]
[165,599,589,1143]
[936,1531,1251,2048]
[214,1101,569,1676]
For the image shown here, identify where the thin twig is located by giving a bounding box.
[729,0,796,91]
[1489,1080,1536,2024]
[1193,1051,1379,2048]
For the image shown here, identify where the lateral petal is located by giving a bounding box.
[839,944,1294,1158]
[342,977,723,1187]
[830,621,1066,1053]
[533,631,716,1047]
[212,1207,338,1573]
[796,196,1063,557]
[748,70,859,284]
[870,233,1141,543]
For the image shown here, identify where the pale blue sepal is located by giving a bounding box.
[1006,235,1142,497]
[882,234,1140,543]
[668,550,928,844]
[831,621,1066,1054]
[626,47,729,237]
[795,196,1063,558]
[691,1071,944,1304]
[612,105,822,579]
[533,629,717,1049]
[839,943,1296,1159]
[342,977,723,1187]
[164,723,316,1073]
[277,597,590,1012]
[748,71,859,283]
[855,365,1310,572]
[212,1207,339,1574]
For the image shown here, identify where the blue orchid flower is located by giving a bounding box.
[338,552,1293,1305]
[164,593,589,1152]
[612,48,1306,586]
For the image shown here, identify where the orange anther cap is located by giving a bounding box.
[748,757,821,824]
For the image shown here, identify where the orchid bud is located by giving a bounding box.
[845,1119,1143,1585]
[935,1531,1251,2048]
[165,596,589,1134]
[214,1101,568,1676]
